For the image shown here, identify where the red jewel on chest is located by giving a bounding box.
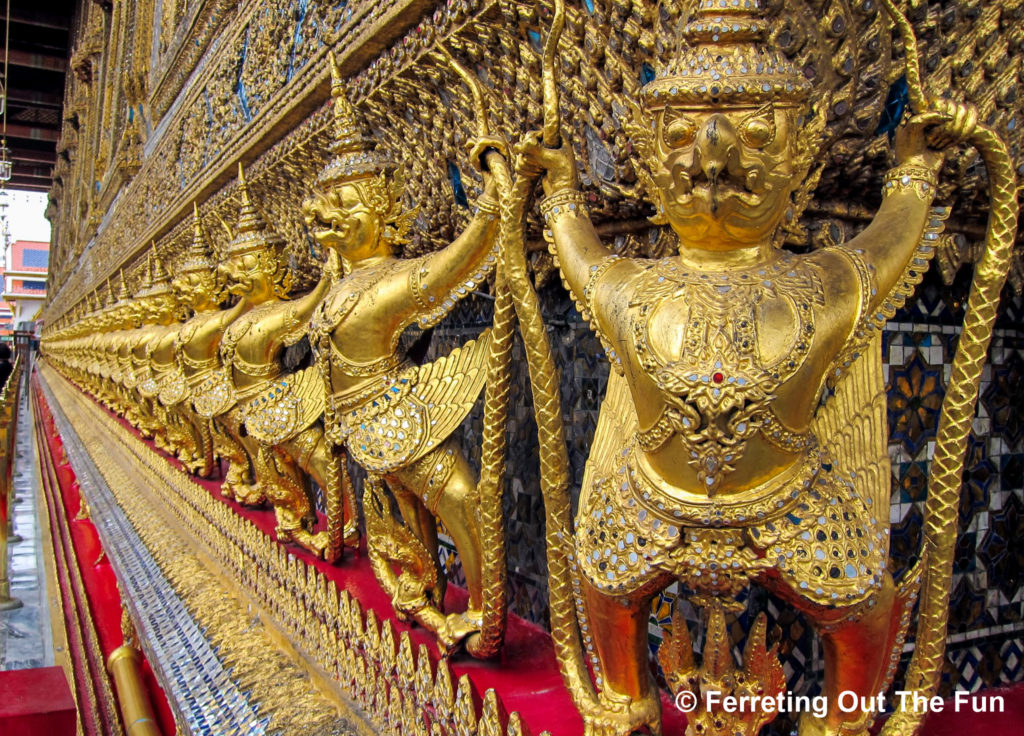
[712,372,725,384]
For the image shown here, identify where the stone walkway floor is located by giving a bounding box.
[1,384,54,670]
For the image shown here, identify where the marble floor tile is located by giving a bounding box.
[1,389,54,672]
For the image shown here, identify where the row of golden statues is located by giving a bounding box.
[41,2,1018,735]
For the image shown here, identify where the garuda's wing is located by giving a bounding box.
[580,370,637,498]
[812,332,890,524]
[411,329,493,449]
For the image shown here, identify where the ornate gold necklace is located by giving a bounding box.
[310,258,405,378]
[220,301,281,378]
[631,251,823,493]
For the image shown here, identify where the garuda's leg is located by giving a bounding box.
[278,425,359,551]
[765,572,897,736]
[183,411,216,478]
[255,444,326,557]
[394,441,481,611]
[365,440,484,648]
[212,407,264,505]
[579,574,666,736]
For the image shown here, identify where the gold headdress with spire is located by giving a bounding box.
[181,202,217,274]
[101,279,114,308]
[643,0,812,110]
[138,249,173,298]
[116,269,130,302]
[137,255,153,293]
[314,52,394,189]
[224,163,285,258]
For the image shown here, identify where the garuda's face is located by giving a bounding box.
[649,102,800,250]
[302,183,382,262]
[145,293,175,323]
[173,271,217,310]
[219,252,272,299]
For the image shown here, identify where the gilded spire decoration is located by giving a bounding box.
[315,53,392,189]
[180,202,216,274]
[224,163,283,257]
[117,269,131,302]
[138,253,154,292]
[139,248,173,298]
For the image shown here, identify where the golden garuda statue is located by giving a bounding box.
[157,204,227,480]
[195,165,357,562]
[129,256,183,453]
[174,199,262,503]
[514,1,1018,735]
[306,55,512,654]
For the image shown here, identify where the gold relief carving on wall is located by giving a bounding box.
[47,0,449,320]
[47,0,1024,325]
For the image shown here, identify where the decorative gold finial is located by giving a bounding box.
[315,52,392,189]
[643,0,812,109]
[138,253,154,292]
[117,269,130,302]
[139,247,173,297]
[180,202,216,274]
[224,163,283,257]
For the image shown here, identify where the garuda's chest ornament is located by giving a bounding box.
[631,253,823,491]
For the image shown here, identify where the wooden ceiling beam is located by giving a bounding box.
[3,123,60,142]
[2,9,71,31]
[4,87,64,108]
[10,147,56,164]
[7,48,67,73]
[4,178,51,192]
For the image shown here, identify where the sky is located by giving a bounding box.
[4,189,51,244]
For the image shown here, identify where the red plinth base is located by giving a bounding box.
[915,683,1024,736]
[0,667,77,736]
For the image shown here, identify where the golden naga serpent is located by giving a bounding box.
[503,0,607,720]
[431,46,516,658]
[878,1,1018,733]
[436,0,590,695]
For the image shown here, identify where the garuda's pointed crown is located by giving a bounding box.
[314,53,393,189]
[137,251,173,298]
[224,163,284,257]
[180,202,217,274]
[643,0,812,109]
[116,269,130,302]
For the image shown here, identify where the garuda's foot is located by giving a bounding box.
[582,688,661,736]
[431,609,484,653]
[232,483,266,506]
[181,453,205,475]
[279,527,329,559]
[193,459,215,479]
[343,520,360,548]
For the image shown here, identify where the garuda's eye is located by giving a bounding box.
[738,104,776,149]
[662,112,697,149]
